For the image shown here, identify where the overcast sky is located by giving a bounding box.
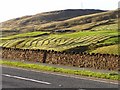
[0,0,119,22]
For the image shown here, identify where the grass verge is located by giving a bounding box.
[0,60,119,80]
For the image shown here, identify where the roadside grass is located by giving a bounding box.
[0,60,119,80]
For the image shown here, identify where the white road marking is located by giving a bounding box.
[2,74,51,85]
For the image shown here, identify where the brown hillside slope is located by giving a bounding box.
[1,9,105,31]
[37,10,118,31]
[1,9,118,36]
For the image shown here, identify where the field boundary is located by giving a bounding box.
[1,47,119,70]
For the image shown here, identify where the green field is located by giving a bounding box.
[1,30,119,53]
[90,44,119,55]
[1,31,50,40]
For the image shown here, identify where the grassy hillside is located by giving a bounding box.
[1,30,119,53]
[1,9,104,31]
[28,10,116,32]
[90,44,119,55]
[1,10,117,36]
[1,9,119,55]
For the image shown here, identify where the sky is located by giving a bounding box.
[0,0,119,22]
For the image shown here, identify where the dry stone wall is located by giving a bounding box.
[1,47,119,70]
[2,48,44,63]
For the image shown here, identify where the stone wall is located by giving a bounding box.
[2,48,44,63]
[1,47,119,70]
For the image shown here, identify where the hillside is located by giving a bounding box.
[1,9,105,36]
[1,9,118,36]
[37,10,118,31]
[1,30,119,53]
[0,9,119,54]
[90,44,119,55]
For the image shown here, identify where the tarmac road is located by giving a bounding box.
[2,66,118,88]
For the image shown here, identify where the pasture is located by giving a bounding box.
[1,30,119,53]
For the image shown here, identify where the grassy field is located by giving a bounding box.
[1,30,119,53]
[90,44,119,55]
[91,24,118,31]
[1,31,50,40]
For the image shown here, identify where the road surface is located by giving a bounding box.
[2,66,118,88]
